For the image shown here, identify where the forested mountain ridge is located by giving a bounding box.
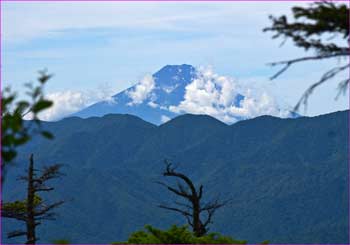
[3,110,348,244]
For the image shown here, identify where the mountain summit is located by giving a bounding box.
[72,64,294,125]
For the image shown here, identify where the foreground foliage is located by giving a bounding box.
[114,225,247,244]
[51,239,70,244]
[1,71,54,180]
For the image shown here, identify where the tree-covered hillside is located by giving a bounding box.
[2,111,348,244]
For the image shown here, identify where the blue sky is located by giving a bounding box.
[2,1,349,120]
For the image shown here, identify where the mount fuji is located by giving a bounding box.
[72,64,296,125]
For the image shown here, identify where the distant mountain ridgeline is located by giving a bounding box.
[2,110,349,244]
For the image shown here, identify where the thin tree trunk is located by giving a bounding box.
[193,201,201,236]
[26,154,36,244]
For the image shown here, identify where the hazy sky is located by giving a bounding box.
[2,1,349,120]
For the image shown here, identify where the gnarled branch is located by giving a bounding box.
[158,160,228,237]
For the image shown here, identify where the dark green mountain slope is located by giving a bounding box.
[2,111,348,244]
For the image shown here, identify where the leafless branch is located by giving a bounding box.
[174,201,192,210]
[7,230,27,239]
[158,204,192,217]
[163,161,197,197]
[2,210,27,222]
[336,78,350,99]
[268,52,349,80]
[294,63,350,111]
[34,186,54,192]
[34,201,64,217]
[35,164,64,183]
[156,181,191,198]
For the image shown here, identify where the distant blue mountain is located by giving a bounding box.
[72,64,294,125]
[72,64,195,124]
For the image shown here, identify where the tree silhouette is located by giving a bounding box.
[264,1,349,111]
[2,154,64,244]
[157,160,228,237]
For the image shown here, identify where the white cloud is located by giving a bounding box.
[169,66,291,124]
[161,115,171,123]
[34,84,117,121]
[127,74,155,105]
[148,101,159,108]
[36,91,93,121]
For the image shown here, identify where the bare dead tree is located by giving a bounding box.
[2,154,64,244]
[157,160,229,237]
